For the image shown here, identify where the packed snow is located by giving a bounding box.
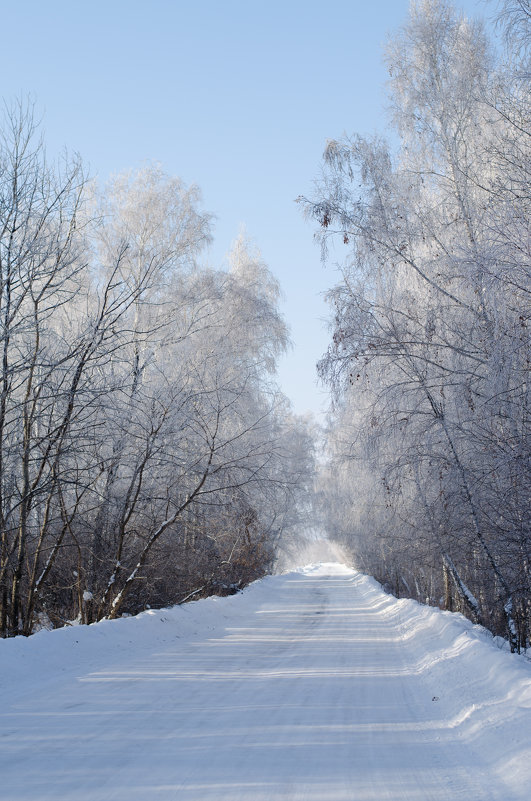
[1,563,530,800]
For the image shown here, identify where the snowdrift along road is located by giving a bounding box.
[1,563,530,800]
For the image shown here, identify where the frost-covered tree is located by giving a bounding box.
[301,0,530,650]
[0,112,315,635]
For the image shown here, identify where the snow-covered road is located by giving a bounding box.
[1,563,530,800]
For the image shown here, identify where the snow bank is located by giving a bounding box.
[0,572,297,703]
[335,567,531,795]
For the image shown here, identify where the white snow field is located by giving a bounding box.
[1,563,530,801]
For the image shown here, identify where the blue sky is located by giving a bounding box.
[3,0,487,420]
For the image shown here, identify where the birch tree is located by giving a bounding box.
[0,108,316,635]
[301,0,530,649]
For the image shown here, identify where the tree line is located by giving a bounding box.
[0,104,314,636]
[302,0,530,650]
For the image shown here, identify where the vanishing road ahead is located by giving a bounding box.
[2,563,529,800]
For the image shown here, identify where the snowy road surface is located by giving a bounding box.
[1,563,530,800]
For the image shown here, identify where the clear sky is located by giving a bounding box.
[3,0,487,420]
